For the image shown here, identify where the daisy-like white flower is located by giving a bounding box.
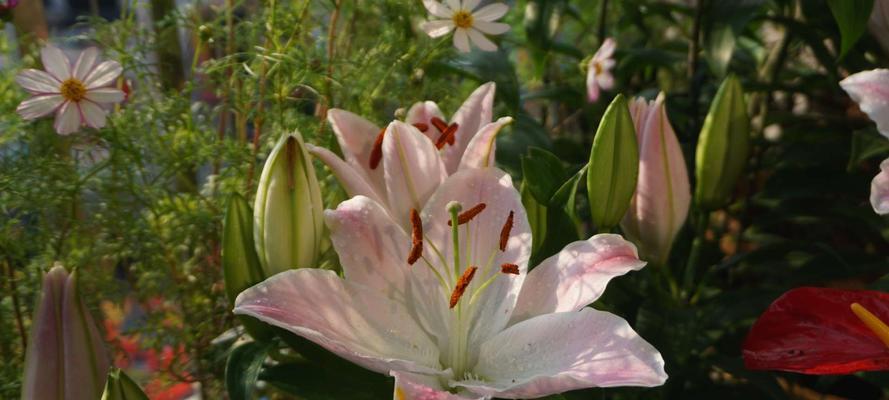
[235,167,667,399]
[421,0,510,53]
[16,45,125,135]
[586,38,616,103]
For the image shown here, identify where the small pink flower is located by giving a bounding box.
[421,0,510,53]
[586,38,616,103]
[872,158,889,215]
[840,69,889,215]
[16,45,125,135]
[0,0,18,11]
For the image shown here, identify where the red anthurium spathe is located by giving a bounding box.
[743,287,889,375]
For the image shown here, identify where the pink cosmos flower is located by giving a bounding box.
[16,45,125,135]
[586,38,616,103]
[0,0,18,11]
[839,69,889,214]
[622,94,691,264]
[421,0,510,53]
[234,167,667,399]
[309,82,513,228]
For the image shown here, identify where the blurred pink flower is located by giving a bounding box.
[0,0,18,11]
[586,38,616,103]
[235,168,666,399]
[840,69,889,214]
[421,0,510,53]
[16,45,125,135]
[622,94,691,264]
[309,82,512,228]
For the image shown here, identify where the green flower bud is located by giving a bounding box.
[253,131,324,276]
[22,264,110,400]
[101,368,149,400]
[223,193,273,340]
[694,75,750,210]
[587,94,639,231]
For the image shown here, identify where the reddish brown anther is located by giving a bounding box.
[369,127,386,170]
[449,266,478,308]
[448,203,486,226]
[413,122,429,132]
[499,210,514,251]
[430,117,449,132]
[435,123,459,149]
[501,263,519,275]
[407,209,423,265]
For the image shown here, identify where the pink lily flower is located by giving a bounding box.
[15,45,125,135]
[22,264,111,400]
[839,69,889,214]
[309,82,513,227]
[234,167,667,399]
[586,38,616,103]
[622,94,691,264]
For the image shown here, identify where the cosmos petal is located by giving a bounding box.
[42,45,72,81]
[16,95,64,120]
[16,69,61,94]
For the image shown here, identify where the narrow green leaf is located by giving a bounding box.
[587,95,639,231]
[828,0,875,58]
[225,342,270,400]
[551,165,586,222]
[101,368,149,400]
[521,182,548,257]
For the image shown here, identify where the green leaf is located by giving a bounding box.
[848,128,889,170]
[551,165,586,222]
[261,362,391,399]
[828,0,875,58]
[225,342,270,400]
[521,147,569,205]
[694,75,750,210]
[587,95,639,231]
[521,182,548,257]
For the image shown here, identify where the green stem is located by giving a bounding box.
[682,210,709,296]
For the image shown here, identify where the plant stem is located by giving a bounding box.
[4,258,27,355]
[687,0,705,140]
[597,0,609,43]
[682,210,709,297]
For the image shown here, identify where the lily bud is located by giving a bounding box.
[22,264,110,400]
[622,94,691,265]
[223,193,273,340]
[253,131,324,276]
[694,75,750,210]
[587,94,639,231]
[101,368,149,400]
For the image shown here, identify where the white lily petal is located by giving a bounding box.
[84,60,123,89]
[406,100,447,143]
[234,269,441,375]
[42,45,71,81]
[73,47,99,81]
[16,95,64,120]
[327,108,388,194]
[307,144,387,205]
[473,21,510,35]
[460,308,667,397]
[454,28,472,53]
[422,20,456,38]
[871,158,889,215]
[382,121,448,229]
[16,69,61,94]
[442,82,496,173]
[466,28,498,52]
[54,101,81,135]
[457,117,512,170]
[510,234,646,324]
[472,3,508,21]
[840,69,889,139]
[393,371,481,400]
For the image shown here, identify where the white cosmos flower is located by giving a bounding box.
[15,45,125,135]
[421,0,510,53]
[586,38,616,103]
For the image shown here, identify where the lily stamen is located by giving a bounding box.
[501,263,519,275]
[430,116,449,132]
[412,122,429,132]
[851,303,889,349]
[450,266,478,308]
[435,123,459,149]
[369,127,386,170]
[499,210,514,251]
[448,203,486,226]
[407,209,423,265]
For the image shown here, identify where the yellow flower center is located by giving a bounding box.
[60,78,87,102]
[593,61,603,75]
[452,10,474,29]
